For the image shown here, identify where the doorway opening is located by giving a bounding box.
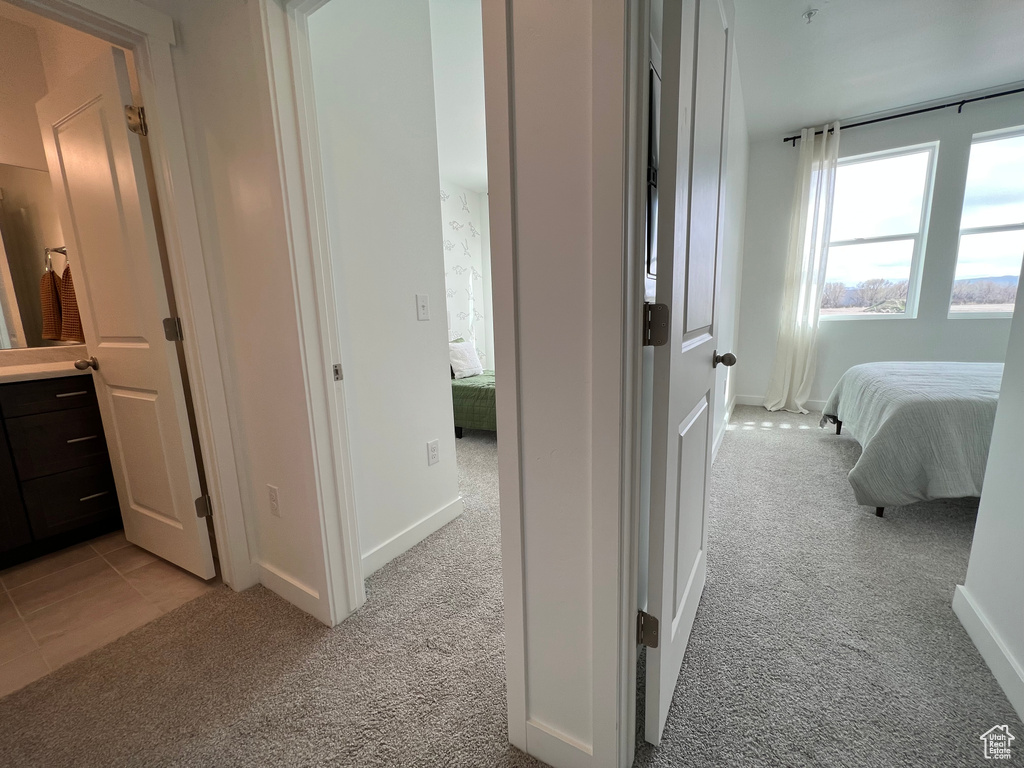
[0,1,223,695]
[302,0,496,584]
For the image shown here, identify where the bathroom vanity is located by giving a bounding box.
[0,366,119,568]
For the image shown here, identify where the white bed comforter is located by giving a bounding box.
[820,362,1003,508]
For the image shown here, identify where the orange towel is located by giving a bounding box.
[40,269,62,340]
[60,264,85,343]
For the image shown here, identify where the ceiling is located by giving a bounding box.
[734,0,1024,139]
[429,0,487,193]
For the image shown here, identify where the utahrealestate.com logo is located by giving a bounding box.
[980,725,1015,760]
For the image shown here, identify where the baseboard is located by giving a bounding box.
[361,497,465,576]
[735,394,826,412]
[712,395,735,463]
[734,394,762,407]
[257,560,327,624]
[953,585,1024,721]
[526,719,593,768]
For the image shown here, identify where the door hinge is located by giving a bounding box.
[195,494,212,519]
[333,363,343,381]
[124,104,148,136]
[637,610,660,648]
[647,165,658,187]
[643,302,669,346]
[163,317,184,341]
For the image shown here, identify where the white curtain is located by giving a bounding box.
[764,122,840,413]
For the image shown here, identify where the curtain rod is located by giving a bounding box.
[782,86,1024,146]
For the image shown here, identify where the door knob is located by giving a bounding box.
[712,350,736,368]
[74,356,99,371]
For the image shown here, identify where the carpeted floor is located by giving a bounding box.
[0,410,1019,767]
[635,406,1022,767]
[0,429,539,768]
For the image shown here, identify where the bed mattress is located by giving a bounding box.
[452,370,496,432]
[820,361,1003,508]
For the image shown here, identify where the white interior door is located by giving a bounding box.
[36,48,216,579]
[644,0,730,744]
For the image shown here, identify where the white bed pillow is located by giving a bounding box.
[449,341,484,379]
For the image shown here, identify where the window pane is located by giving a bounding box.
[949,229,1023,314]
[829,151,930,242]
[820,239,915,316]
[960,132,1024,230]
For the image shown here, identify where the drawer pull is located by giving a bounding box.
[79,491,110,502]
[67,435,99,444]
[55,391,89,399]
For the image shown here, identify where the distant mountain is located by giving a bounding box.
[956,274,1019,286]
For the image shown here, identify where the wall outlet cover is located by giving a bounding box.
[427,439,439,466]
[416,293,430,321]
[267,484,281,517]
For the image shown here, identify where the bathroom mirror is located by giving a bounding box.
[0,163,83,351]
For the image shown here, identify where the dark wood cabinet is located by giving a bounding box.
[0,374,120,567]
[0,426,32,555]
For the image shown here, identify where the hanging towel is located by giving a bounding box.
[40,269,63,340]
[60,263,85,343]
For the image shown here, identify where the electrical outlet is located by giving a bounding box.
[267,484,281,517]
[416,293,430,321]
[427,439,439,466]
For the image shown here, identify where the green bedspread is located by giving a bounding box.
[452,371,496,431]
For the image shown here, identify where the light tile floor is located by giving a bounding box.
[0,531,217,698]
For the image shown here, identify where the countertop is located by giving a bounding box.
[0,362,91,384]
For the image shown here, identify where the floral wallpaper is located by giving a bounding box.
[440,181,493,368]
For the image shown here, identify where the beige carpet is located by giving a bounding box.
[1,412,1019,767]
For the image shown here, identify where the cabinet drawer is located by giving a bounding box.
[6,408,109,481]
[21,465,119,540]
[0,375,96,418]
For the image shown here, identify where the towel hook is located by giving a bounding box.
[44,246,68,273]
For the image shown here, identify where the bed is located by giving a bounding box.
[452,370,496,436]
[820,361,1003,515]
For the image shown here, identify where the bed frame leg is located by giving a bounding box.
[836,419,842,435]
[455,426,463,439]
[876,507,884,517]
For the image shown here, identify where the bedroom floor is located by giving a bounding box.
[635,406,1021,767]
[0,412,1018,767]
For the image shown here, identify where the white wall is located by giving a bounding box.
[138,0,328,614]
[309,0,462,574]
[713,58,749,451]
[735,93,1023,406]
[427,0,488,193]
[439,180,493,367]
[954,273,1024,721]
[0,16,48,171]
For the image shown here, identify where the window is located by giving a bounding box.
[819,146,936,318]
[949,130,1024,316]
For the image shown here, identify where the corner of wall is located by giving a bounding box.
[953,586,1024,720]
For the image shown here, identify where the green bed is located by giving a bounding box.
[452,370,496,435]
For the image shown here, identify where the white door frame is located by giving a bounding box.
[257,0,367,621]
[483,3,644,767]
[11,0,255,590]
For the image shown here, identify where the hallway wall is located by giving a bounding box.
[309,0,463,574]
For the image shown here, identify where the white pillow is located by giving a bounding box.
[449,341,484,379]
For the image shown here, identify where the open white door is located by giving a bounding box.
[644,0,731,744]
[36,49,216,580]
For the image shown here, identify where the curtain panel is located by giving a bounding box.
[764,122,841,413]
